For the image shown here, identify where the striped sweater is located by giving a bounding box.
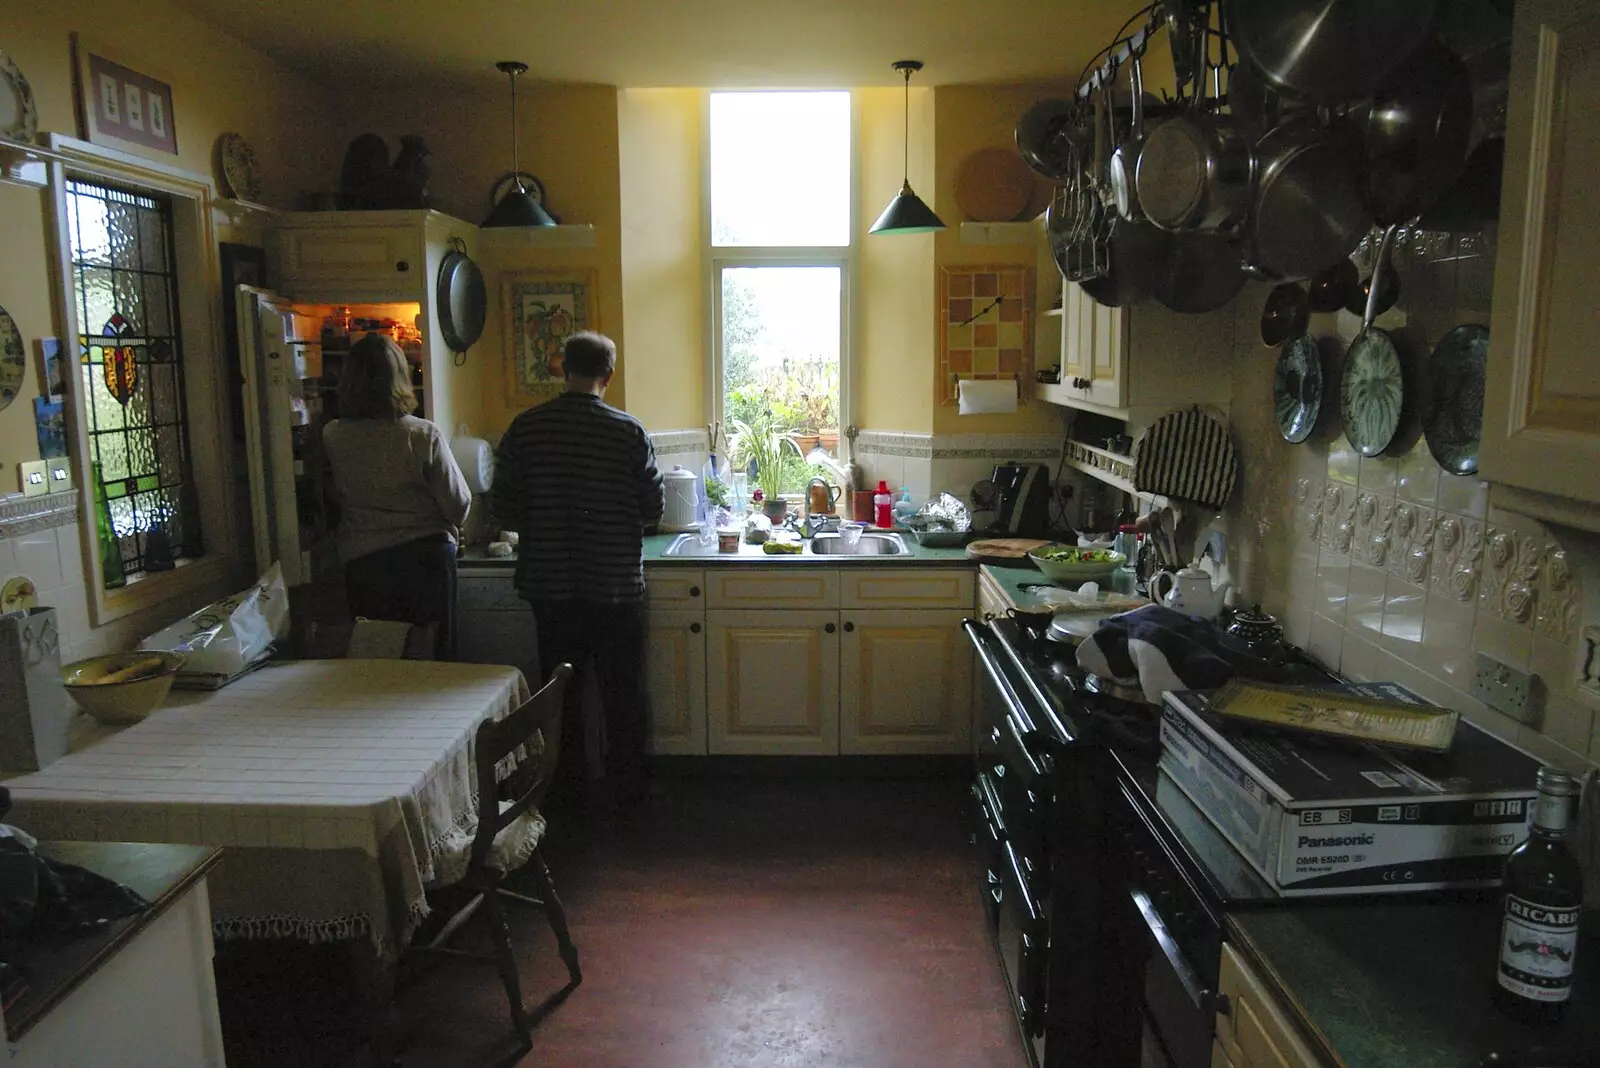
[491,392,664,604]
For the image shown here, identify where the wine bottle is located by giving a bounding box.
[92,463,126,590]
[1495,767,1583,1025]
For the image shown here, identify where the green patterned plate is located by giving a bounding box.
[1273,334,1322,443]
[0,304,24,412]
[1422,323,1488,476]
[1339,328,1404,457]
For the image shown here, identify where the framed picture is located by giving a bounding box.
[219,243,266,441]
[34,338,64,402]
[71,34,178,155]
[34,396,67,459]
[503,271,598,403]
[938,264,1033,406]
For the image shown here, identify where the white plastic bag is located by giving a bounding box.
[139,563,289,676]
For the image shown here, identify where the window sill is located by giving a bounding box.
[92,554,233,629]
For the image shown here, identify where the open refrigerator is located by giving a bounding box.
[234,286,425,604]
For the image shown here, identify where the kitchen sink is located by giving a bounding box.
[807,533,907,555]
[661,532,908,557]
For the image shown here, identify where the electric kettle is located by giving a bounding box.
[807,477,842,517]
[662,467,700,532]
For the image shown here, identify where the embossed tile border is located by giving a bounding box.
[857,430,1060,461]
[0,491,80,539]
[648,428,711,457]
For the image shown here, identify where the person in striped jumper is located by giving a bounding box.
[491,332,664,811]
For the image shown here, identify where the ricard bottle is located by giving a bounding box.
[1495,767,1583,1025]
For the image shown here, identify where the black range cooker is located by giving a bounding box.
[966,613,1335,1068]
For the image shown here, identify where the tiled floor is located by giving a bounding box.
[218,774,1024,1068]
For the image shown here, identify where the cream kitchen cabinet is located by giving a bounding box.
[645,609,707,755]
[266,209,478,437]
[1032,278,1234,428]
[1480,0,1600,528]
[707,609,841,755]
[839,609,972,754]
[1214,942,1324,1068]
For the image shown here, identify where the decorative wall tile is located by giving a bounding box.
[1437,471,1490,519]
[1327,434,1360,486]
[648,428,711,457]
[1396,441,1440,506]
[1390,502,1437,584]
[0,490,80,539]
[1354,493,1396,567]
[1318,550,1352,624]
[1296,478,1325,545]
[1320,483,1355,556]
[1380,575,1427,656]
[1430,513,1483,603]
[1536,540,1580,643]
[1480,525,1541,627]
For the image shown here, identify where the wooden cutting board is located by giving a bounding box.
[966,538,1052,563]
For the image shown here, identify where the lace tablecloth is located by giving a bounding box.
[4,659,531,957]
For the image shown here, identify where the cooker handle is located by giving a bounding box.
[1131,888,1214,1015]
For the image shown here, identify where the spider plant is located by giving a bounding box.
[728,415,800,502]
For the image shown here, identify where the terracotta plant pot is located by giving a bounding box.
[793,434,821,454]
[763,498,789,523]
[818,431,839,452]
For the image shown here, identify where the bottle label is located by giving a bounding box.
[1534,793,1570,835]
[1498,894,1579,1002]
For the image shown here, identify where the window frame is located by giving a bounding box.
[45,134,238,626]
[703,91,859,452]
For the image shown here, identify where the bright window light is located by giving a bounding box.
[710,92,850,247]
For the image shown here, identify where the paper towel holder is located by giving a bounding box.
[957,377,1019,415]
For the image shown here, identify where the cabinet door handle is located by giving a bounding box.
[690,622,701,634]
[689,585,701,598]
[825,623,836,634]
[843,621,855,632]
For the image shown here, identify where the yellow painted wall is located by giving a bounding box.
[617,89,704,432]
[0,0,336,477]
[932,83,1068,436]
[856,86,934,434]
[322,80,625,438]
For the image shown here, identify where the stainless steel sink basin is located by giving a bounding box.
[807,533,907,556]
[662,534,730,557]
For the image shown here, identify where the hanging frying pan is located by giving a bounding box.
[436,237,486,355]
[1362,36,1474,226]
[1226,0,1440,107]
[1338,225,1406,457]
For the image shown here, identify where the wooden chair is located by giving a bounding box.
[301,619,440,661]
[409,663,581,1048]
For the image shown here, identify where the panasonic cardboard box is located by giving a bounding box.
[1158,684,1542,897]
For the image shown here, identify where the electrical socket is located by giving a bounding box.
[1472,654,1543,725]
[18,460,47,497]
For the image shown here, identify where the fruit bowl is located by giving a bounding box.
[1026,544,1126,583]
[61,651,187,724]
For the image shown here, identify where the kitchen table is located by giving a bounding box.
[3,659,532,959]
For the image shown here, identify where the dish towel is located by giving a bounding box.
[1076,605,1278,704]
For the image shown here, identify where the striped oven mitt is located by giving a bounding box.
[1132,407,1238,509]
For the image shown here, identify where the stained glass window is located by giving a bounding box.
[66,178,201,584]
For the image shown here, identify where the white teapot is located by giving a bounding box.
[1148,567,1233,620]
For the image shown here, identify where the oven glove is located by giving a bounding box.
[1075,605,1282,705]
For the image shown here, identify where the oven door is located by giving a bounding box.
[997,840,1048,1061]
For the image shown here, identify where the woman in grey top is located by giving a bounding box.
[322,334,470,657]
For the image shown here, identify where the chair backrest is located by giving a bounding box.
[302,619,440,661]
[469,663,574,871]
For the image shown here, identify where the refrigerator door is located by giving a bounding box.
[235,286,332,587]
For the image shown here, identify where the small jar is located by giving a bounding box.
[717,529,741,553]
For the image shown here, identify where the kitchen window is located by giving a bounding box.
[64,178,200,582]
[709,91,852,497]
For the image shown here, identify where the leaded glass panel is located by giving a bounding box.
[67,178,200,583]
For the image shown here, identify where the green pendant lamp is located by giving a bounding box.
[870,60,946,235]
[483,61,556,228]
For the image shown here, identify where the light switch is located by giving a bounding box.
[46,460,73,493]
[19,460,48,497]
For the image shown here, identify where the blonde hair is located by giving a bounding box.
[338,334,417,420]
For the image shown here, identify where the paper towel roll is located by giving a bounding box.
[957,378,1018,415]
[450,436,495,493]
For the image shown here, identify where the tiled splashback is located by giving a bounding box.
[647,427,1072,511]
[1223,225,1600,775]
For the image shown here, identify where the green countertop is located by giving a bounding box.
[1228,900,1600,1068]
[639,531,978,567]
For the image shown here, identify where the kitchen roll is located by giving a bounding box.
[957,378,1018,415]
[450,435,495,493]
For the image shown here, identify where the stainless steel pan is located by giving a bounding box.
[1251,114,1372,280]
[1226,0,1440,107]
[1363,36,1475,225]
[1135,48,1252,233]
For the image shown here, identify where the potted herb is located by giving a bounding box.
[730,415,798,523]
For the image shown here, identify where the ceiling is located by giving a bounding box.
[168,0,1149,90]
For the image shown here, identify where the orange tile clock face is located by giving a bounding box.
[939,265,1032,406]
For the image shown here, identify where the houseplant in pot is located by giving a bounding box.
[731,414,799,523]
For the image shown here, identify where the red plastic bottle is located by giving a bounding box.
[873,480,894,529]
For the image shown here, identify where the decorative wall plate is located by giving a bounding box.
[218,132,261,200]
[1273,334,1322,443]
[1,576,37,614]
[1422,323,1488,476]
[1339,328,1404,456]
[0,303,24,412]
[0,49,38,143]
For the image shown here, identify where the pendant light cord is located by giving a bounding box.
[901,66,911,185]
[509,69,521,184]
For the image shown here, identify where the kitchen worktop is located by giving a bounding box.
[1228,898,1600,1068]
[458,534,985,569]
